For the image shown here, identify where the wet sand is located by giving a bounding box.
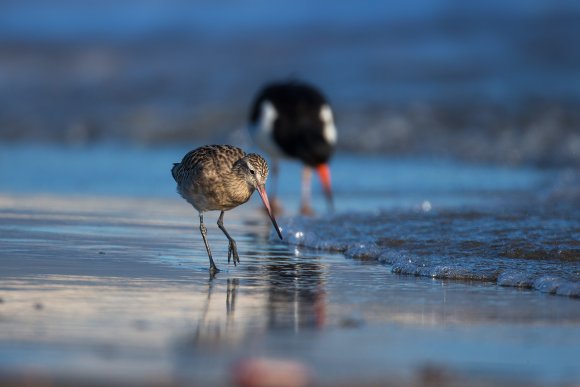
[1,194,579,386]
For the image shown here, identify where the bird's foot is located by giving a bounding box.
[209,264,220,277]
[227,240,240,266]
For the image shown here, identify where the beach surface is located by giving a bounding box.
[1,146,579,386]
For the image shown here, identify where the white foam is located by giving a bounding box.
[276,208,580,298]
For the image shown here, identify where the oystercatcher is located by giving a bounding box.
[248,80,337,215]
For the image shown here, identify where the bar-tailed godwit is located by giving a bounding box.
[248,80,337,215]
[172,145,283,273]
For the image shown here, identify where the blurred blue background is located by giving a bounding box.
[1,0,579,165]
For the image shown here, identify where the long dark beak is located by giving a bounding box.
[316,163,334,212]
[256,184,283,240]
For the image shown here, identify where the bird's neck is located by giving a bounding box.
[224,171,254,204]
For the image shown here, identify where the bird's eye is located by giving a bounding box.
[250,169,255,175]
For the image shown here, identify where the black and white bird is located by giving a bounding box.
[248,80,337,215]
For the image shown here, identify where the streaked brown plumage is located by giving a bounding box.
[172,145,283,273]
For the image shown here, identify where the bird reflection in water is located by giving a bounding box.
[239,223,327,331]
[188,256,326,349]
[226,277,239,317]
[184,218,326,355]
[252,245,327,331]
[188,278,238,349]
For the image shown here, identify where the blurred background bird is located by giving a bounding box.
[248,80,337,216]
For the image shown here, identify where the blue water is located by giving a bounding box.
[282,206,580,297]
[0,144,550,199]
[1,1,579,165]
[1,144,579,385]
[1,145,578,298]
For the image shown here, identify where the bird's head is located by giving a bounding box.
[234,153,269,189]
[233,153,282,240]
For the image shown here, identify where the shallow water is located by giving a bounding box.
[1,195,579,385]
[283,204,580,297]
[0,145,579,385]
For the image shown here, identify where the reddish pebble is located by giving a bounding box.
[233,357,312,387]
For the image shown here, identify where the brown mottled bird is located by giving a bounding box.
[172,145,283,273]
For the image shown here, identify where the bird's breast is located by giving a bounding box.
[179,176,253,212]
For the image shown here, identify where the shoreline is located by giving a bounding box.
[1,193,579,385]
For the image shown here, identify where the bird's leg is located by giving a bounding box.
[217,211,240,266]
[199,213,219,273]
[300,166,314,216]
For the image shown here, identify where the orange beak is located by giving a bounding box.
[316,163,334,212]
[257,185,283,240]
